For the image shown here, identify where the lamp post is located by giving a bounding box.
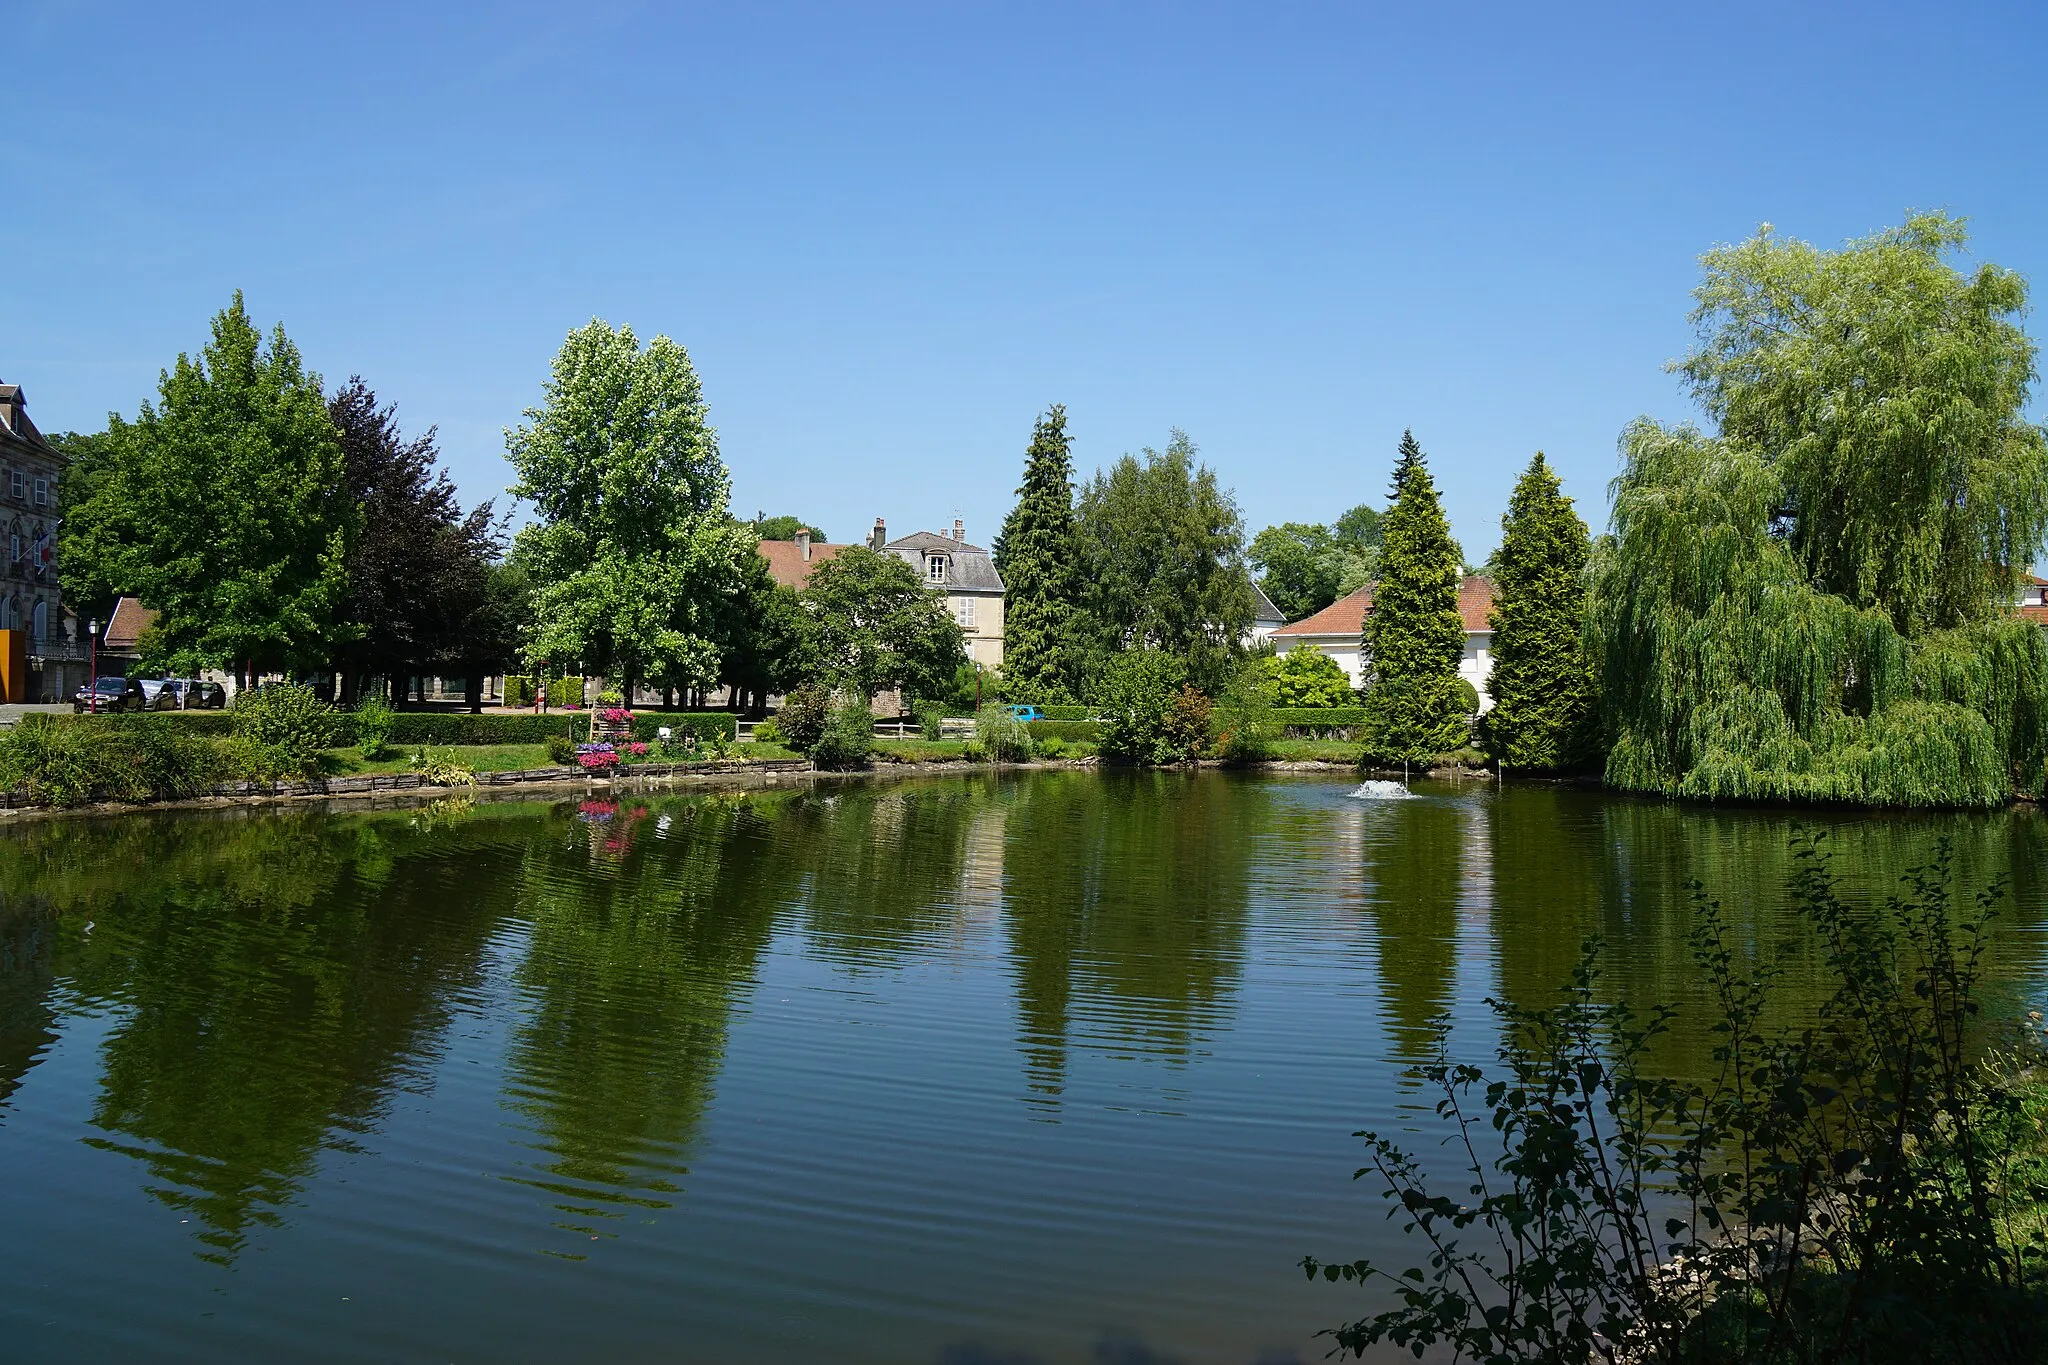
[87,618,99,714]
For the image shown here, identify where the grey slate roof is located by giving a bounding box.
[884,531,1006,592]
[1249,580,1284,626]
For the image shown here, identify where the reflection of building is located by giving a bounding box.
[0,384,76,700]
[1270,576,1497,709]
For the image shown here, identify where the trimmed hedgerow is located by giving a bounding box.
[1025,719,1102,742]
[627,712,738,745]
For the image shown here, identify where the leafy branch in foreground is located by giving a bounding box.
[1305,835,2048,1364]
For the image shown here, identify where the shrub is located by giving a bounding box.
[1452,676,1481,715]
[545,734,576,765]
[1305,837,2048,1364]
[409,746,476,787]
[1037,735,1068,759]
[1265,644,1358,708]
[961,738,986,762]
[809,703,873,770]
[626,712,736,746]
[916,701,946,740]
[975,704,1033,762]
[352,696,395,758]
[596,688,624,706]
[752,719,784,746]
[777,684,833,753]
[1026,719,1102,742]
[0,714,227,806]
[1096,650,1203,765]
[1214,660,1280,762]
[231,682,336,780]
[1164,685,1214,760]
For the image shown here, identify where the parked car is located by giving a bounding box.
[1004,704,1046,723]
[160,678,227,710]
[71,676,132,712]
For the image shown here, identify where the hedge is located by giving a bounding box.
[1271,707,1366,736]
[58,708,738,746]
[628,712,738,744]
[1026,719,1102,742]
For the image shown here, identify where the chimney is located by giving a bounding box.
[953,517,964,543]
[870,517,887,550]
[795,529,811,562]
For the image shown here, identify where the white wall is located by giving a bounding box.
[1279,631,1495,711]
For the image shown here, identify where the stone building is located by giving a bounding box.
[0,384,77,699]
[873,518,1006,671]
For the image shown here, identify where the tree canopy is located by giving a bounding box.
[59,293,357,677]
[330,378,504,697]
[994,405,1083,701]
[1249,520,1375,621]
[754,515,826,541]
[506,319,754,695]
[1593,214,2048,805]
[1360,430,1469,760]
[804,546,966,702]
[1478,453,1595,769]
[1073,430,1255,694]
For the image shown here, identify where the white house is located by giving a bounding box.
[1268,575,1498,710]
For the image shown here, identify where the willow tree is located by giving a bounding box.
[1593,214,2048,806]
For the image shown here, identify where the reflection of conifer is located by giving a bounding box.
[0,904,58,1111]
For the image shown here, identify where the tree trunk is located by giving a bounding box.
[466,672,483,714]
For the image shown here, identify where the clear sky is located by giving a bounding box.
[9,1,2047,562]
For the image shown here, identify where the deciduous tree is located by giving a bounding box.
[507,320,754,698]
[1478,453,1595,769]
[804,546,966,703]
[1074,430,1255,694]
[59,293,356,681]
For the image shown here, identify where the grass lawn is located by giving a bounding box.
[1264,739,1361,762]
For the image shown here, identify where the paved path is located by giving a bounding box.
[0,703,78,725]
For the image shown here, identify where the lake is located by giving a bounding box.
[2,771,2044,1363]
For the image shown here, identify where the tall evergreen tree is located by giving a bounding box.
[1360,431,1468,760]
[995,405,1082,700]
[1478,453,1596,769]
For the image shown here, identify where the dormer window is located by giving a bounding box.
[926,554,948,583]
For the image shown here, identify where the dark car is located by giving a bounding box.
[71,676,133,712]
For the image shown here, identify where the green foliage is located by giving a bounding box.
[350,696,395,758]
[804,546,967,701]
[1035,735,1068,759]
[1095,650,1212,764]
[507,318,755,696]
[754,514,826,541]
[1025,719,1103,742]
[1074,429,1256,695]
[625,712,737,746]
[776,684,833,753]
[1359,431,1470,761]
[974,704,1033,762]
[0,714,227,807]
[545,734,576,765]
[230,682,336,780]
[1452,677,1480,715]
[1331,503,1384,558]
[714,551,817,711]
[1478,453,1596,770]
[1249,522,1376,621]
[1263,643,1357,708]
[408,747,477,787]
[809,703,874,770]
[916,702,945,740]
[60,293,358,675]
[1595,217,2048,807]
[1306,838,2048,1364]
[996,405,1084,701]
[1213,660,1280,762]
[751,719,784,746]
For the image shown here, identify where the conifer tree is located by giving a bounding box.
[1479,453,1595,769]
[995,405,1082,700]
[1360,431,1468,760]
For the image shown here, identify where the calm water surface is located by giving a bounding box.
[2,772,2045,1363]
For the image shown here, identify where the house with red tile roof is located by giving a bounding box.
[756,530,847,591]
[1269,576,1498,710]
[2018,574,2048,625]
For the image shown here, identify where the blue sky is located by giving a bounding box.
[9,1,2047,562]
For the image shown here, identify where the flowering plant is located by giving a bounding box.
[601,707,633,724]
[626,741,650,757]
[575,742,619,770]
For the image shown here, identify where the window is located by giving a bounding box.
[926,554,948,583]
[954,597,976,630]
[7,470,19,501]
[7,535,17,564]
[31,600,46,641]
[32,478,46,507]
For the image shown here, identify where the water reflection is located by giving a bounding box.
[0,898,57,1112]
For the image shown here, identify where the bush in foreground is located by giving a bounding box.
[809,703,873,770]
[975,704,1033,762]
[1305,836,2048,1364]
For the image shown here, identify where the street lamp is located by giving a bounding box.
[87,617,99,714]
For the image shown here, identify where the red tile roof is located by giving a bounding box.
[757,539,847,590]
[1271,576,1495,638]
[103,595,158,650]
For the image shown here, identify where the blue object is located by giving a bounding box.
[1005,705,1044,723]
